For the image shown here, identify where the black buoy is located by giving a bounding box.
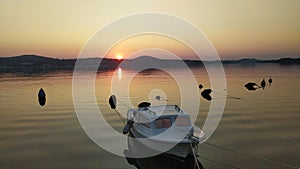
[198,84,203,89]
[109,95,117,109]
[38,88,46,98]
[123,119,134,134]
[201,89,212,101]
[261,79,266,90]
[155,95,161,101]
[268,77,273,86]
[38,88,46,106]
[245,82,259,91]
[138,102,151,108]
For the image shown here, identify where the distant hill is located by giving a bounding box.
[0,55,121,73]
[0,55,74,73]
[2,55,58,62]
[221,58,300,64]
[130,55,162,61]
[0,54,299,74]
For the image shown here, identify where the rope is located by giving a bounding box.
[118,100,132,109]
[198,155,239,169]
[205,142,300,169]
[212,90,241,100]
[114,109,126,125]
[114,100,132,125]
[189,142,201,169]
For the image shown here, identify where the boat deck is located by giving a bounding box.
[138,105,184,117]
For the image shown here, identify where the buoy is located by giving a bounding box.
[155,95,161,101]
[123,119,134,134]
[38,88,46,98]
[38,88,46,106]
[201,89,212,101]
[109,95,117,109]
[268,77,273,85]
[244,82,259,91]
[138,102,151,108]
[261,79,266,90]
[198,84,203,89]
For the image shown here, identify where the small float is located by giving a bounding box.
[38,88,46,106]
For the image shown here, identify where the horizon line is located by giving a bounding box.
[1,54,300,62]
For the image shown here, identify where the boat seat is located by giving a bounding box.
[155,118,172,129]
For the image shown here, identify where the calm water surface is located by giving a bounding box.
[0,64,299,169]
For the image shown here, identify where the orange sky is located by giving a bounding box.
[0,0,299,60]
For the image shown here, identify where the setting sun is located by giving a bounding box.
[116,54,123,60]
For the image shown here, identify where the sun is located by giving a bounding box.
[116,54,123,60]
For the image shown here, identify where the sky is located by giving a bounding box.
[0,0,299,60]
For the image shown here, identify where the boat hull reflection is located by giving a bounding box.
[125,132,204,169]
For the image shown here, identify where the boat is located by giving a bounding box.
[109,95,205,159]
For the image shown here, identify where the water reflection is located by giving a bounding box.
[118,67,122,80]
[0,64,299,168]
[124,133,204,169]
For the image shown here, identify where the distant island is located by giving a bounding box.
[0,55,299,74]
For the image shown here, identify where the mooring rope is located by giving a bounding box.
[198,155,239,169]
[204,142,299,169]
[111,99,131,125]
[118,100,132,109]
[190,142,201,169]
[114,109,126,124]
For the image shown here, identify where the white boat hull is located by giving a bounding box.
[129,129,198,158]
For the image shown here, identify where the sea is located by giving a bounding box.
[0,63,299,169]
